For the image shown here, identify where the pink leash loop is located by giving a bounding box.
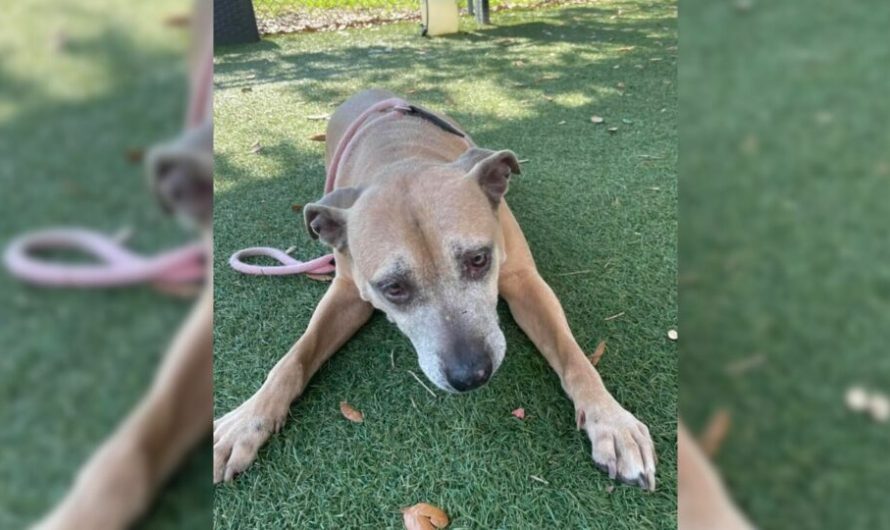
[3,228,204,288]
[228,248,335,276]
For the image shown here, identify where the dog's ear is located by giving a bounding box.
[461,149,521,206]
[303,187,363,250]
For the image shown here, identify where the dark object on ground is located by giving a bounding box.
[215,0,260,45]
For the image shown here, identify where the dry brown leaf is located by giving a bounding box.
[511,407,526,420]
[291,203,303,213]
[698,409,731,457]
[249,141,263,154]
[588,340,607,366]
[590,115,605,124]
[306,274,334,282]
[309,133,326,142]
[163,13,191,28]
[339,401,364,423]
[241,86,253,93]
[401,502,449,530]
[125,148,144,163]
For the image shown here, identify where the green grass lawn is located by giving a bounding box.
[214,1,676,528]
[681,0,890,528]
[0,1,209,528]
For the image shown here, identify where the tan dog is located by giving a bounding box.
[214,89,657,490]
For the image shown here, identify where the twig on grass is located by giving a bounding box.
[407,370,437,398]
[604,311,625,321]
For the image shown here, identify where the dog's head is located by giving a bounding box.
[146,119,214,231]
[304,148,520,392]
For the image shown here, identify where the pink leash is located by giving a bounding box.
[229,98,472,277]
[3,229,205,288]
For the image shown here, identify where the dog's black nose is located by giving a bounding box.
[444,355,492,392]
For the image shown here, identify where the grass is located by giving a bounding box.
[681,0,890,528]
[214,1,676,528]
[0,1,209,528]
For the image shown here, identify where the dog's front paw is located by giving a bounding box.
[577,402,657,491]
[213,397,285,483]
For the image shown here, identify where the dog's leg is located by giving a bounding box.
[678,421,754,530]
[33,287,212,530]
[213,276,373,483]
[497,203,658,491]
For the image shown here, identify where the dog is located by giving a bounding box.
[32,2,213,527]
[213,89,657,491]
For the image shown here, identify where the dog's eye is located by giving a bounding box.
[463,249,491,280]
[380,281,411,304]
[470,252,488,268]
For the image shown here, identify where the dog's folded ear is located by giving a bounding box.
[303,187,363,250]
[456,148,521,206]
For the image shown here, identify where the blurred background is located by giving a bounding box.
[0,0,210,528]
[681,0,890,528]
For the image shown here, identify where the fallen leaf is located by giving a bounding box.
[284,246,297,255]
[249,141,263,154]
[607,127,619,134]
[605,484,615,493]
[125,148,144,163]
[307,274,334,282]
[698,409,731,457]
[339,401,364,423]
[512,407,526,420]
[309,133,326,142]
[588,340,607,366]
[291,203,303,213]
[163,13,191,28]
[306,113,331,121]
[241,86,253,93]
[558,120,567,125]
[401,502,449,530]
[590,115,605,124]
[616,82,626,89]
